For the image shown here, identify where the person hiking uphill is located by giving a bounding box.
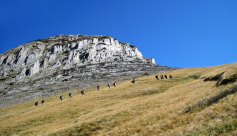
[164,75,167,79]
[60,95,63,100]
[155,75,159,80]
[41,99,45,105]
[108,83,111,88]
[97,85,100,91]
[160,75,164,80]
[132,78,135,84]
[81,90,85,95]
[69,93,72,98]
[114,82,117,87]
[35,101,38,106]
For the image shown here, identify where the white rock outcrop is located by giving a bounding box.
[0,35,156,78]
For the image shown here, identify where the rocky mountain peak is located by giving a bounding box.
[0,34,154,77]
[0,34,175,107]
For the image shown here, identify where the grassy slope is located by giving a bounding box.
[1,63,237,136]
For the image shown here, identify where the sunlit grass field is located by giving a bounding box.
[1,63,237,135]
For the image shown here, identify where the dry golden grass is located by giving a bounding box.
[1,63,237,136]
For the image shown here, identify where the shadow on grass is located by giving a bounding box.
[183,83,237,113]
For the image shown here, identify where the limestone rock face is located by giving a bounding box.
[0,34,177,107]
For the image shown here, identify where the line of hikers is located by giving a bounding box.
[155,74,172,80]
[97,82,117,91]
[35,75,173,106]
[35,99,44,106]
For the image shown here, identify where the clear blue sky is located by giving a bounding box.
[1,0,237,68]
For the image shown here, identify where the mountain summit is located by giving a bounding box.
[0,34,176,107]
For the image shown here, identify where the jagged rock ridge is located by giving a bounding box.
[0,34,176,107]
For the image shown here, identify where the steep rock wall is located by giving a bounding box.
[0,34,177,107]
[0,35,153,78]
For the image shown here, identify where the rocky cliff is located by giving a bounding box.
[0,34,176,107]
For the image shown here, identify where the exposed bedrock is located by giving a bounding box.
[0,34,177,107]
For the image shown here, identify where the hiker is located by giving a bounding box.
[132,78,135,84]
[60,95,63,100]
[160,75,163,79]
[164,75,167,79]
[97,85,100,91]
[41,99,45,105]
[169,75,172,79]
[108,83,111,88]
[114,82,117,87]
[35,102,38,106]
[69,93,72,98]
[81,90,84,95]
[155,75,159,80]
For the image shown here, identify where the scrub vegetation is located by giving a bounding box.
[1,63,237,135]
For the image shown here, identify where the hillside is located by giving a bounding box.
[1,62,237,135]
[0,34,175,108]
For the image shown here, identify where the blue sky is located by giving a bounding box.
[1,0,237,68]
